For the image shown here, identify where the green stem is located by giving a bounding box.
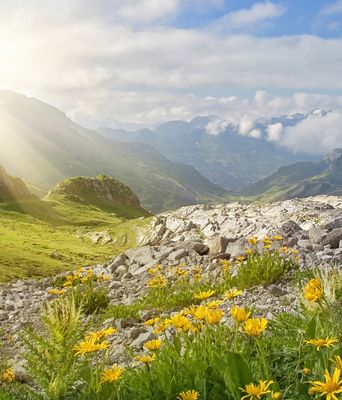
[255,338,270,379]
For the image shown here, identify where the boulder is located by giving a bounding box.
[207,236,229,255]
[225,238,247,258]
[318,228,342,249]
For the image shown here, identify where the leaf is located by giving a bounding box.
[223,352,253,399]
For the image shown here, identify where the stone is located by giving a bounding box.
[130,331,157,348]
[297,240,313,251]
[167,249,188,262]
[323,216,342,231]
[309,227,326,244]
[207,236,229,255]
[268,285,288,297]
[225,238,247,258]
[181,240,209,255]
[318,228,342,249]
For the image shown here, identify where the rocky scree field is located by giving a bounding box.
[0,196,341,399]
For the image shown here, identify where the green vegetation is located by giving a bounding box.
[0,194,152,283]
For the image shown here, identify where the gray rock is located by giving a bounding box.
[207,236,229,255]
[323,216,342,231]
[318,228,342,249]
[309,227,326,244]
[225,238,247,258]
[130,331,157,349]
[168,249,188,262]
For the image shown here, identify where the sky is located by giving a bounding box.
[0,0,342,152]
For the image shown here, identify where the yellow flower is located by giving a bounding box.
[0,368,15,383]
[224,289,243,300]
[154,321,169,334]
[236,255,245,263]
[194,290,215,301]
[220,259,231,272]
[183,305,208,321]
[73,339,109,356]
[144,339,161,351]
[63,280,73,287]
[231,306,251,324]
[243,318,268,337]
[271,391,281,399]
[272,235,283,241]
[48,289,65,295]
[331,355,342,369]
[177,390,200,400]
[248,236,258,245]
[66,274,74,281]
[144,317,160,326]
[279,246,289,254]
[135,354,156,364]
[262,237,272,245]
[148,264,161,275]
[304,278,324,302]
[81,276,89,283]
[147,275,167,288]
[205,300,223,309]
[305,337,338,351]
[205,309,224,325]
[240,380,274,399]
[100,366,125,384]
[167,315,193,332]
[245,248,253,256]
[263,244,271,250]
[309,368,342,400]
[86,327,117,341]
[302,367,311,375]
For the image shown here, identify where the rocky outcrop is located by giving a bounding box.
[47,175,146,213]
[0,165,35,201]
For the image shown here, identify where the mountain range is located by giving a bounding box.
[244,148,342,200]
[0,91,229,212]
[99,114,317,190]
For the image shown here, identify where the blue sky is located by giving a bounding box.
[174,1,342,37]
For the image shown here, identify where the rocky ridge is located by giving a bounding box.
[0,165,35,201]
[0,195,341,377]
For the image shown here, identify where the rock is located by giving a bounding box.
[181,240,209,255]
[108,254,128,271]
[297,240,313,251]
[225,239,247,258]
[318,228,342,249]
[323,216,342,231]
[130,331,157,349]
[207,236,229,255]
[168,249,188,262]
[309,227,326,244]
[268,285,288,297]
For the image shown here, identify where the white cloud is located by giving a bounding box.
[321,0,342,15]
[281,112,342,154]
[267,122,283,141]
[215,1,286,30]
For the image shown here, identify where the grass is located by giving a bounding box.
[0,197,153,282]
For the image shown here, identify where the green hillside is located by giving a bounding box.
[0,91,230,212]
[0,172,153,282]
[243,148,342,201]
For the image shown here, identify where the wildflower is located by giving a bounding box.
[309,368,342,399]
[144,317,160,326]
[154,321,169,334]
[81,276,89,283]
[305,337,338,351]
[263,244,271,250]
[248,236,258,245]
[331,355,342,369]
[240,380,274,399]
[135,354,156,364]
[279,246,289,254]
[220,259,231,273]
[272,235,283,241]
[243,318,268,337]
[177,390,200,400]
[290,248,299,254]
[224,288,243,299]
[303,368,311,375]
[86,327,117,341]
[66,274,74,281]
[100,366,125,384]
[167,315,193,332]
[205,309,224,325]
[48,289,65,295]
[245,248,253,256]
[206,300,223,309]
[144,339,161,351]
[304,278,324,302]
[262,237,272,245]
[231,306,251,324]
[271,391,281,399]
[73,340,109,356]
[0,368,15,383]
[63,280,73,287]
[194,290,215,301]
[147,275,167,288]
[183,305,208,321]
[236,255,245,263]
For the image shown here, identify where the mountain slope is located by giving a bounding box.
[243,148,342,200]
[0,91,229,212]
[99,116,315,191]
[0,164,36,201]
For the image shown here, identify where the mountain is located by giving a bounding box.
[0,164,36,201]
[99,115,316,191]
[243,148,342,200]
[0,91,230,212]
